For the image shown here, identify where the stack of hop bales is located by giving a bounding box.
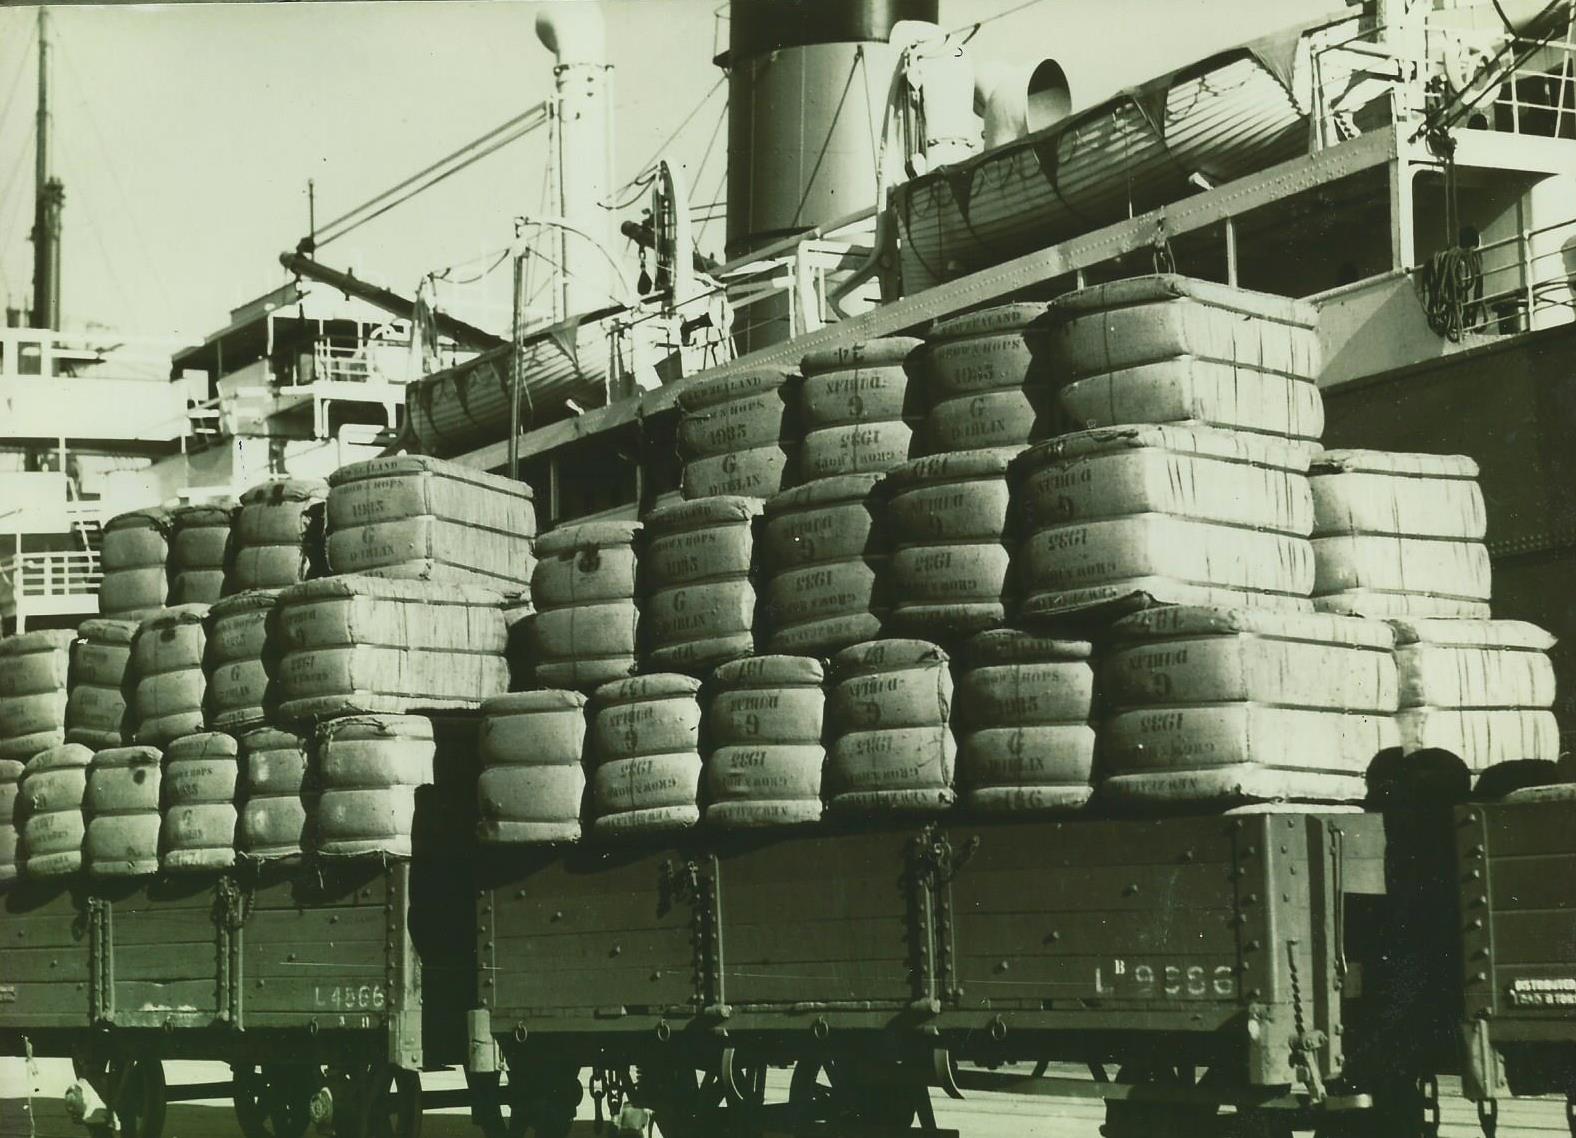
[477,691,586,844]
[65,619,139,749]
[954,630,1096,814]
[205,590,278,732]
[825,639,956,815]
[20,744,91,877]
[588,674,702,836]
[272,577,508,722]
[226,477,328,592]
[237,727,311,860]
[160,732,238,871]
[1015,426,1317,620]
[759,474,887,656]
[527,522,641,691]
[1390,618,1559,779]
[676,369,797,499]
[0,629,74,763]
[1309,451,1491,618]
[325,455,537,594]
[314,714,434,858]
[923,305,1063,452]
[167,500,237,605]
[129,605,210,747]
[641,497,761,674]
[84,745,163,877]
[1098,607,1399,805]
[884,448,1021,642]
[798,338,924,478]
[0,759,18,880]
[1044,275,1323,444]
[703,655,826,828]
[98,508,171,619]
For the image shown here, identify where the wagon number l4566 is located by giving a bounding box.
[314,983,386,1010]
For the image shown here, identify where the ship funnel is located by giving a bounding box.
[975,58,1072,149]
[535,6,615,319]
[724,0,939,351]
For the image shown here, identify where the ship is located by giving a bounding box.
[1,2,1575,1136]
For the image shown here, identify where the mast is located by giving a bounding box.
[31,7,64,331]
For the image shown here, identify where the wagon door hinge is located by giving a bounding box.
[217,876,249,1028]
[907,826,973,1011]
[665,857,723,1016]
[1286,940,1327,1104]
[87,897,113,1025]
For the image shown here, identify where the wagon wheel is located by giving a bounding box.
[233,1064,322,1138]
[787,1057,918,1129]
[465,1070,525,1138]
[73,1056,167,1138]
[1102,1065,1221,1138]
[503,1059,580,1138]
[633,1056,760,1138]
[355,1064,422,1138]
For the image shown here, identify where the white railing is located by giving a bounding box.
[6,550,102,596]
[1309,12,1576,149]
[0,550,103,627]
[1457,213,1576,333]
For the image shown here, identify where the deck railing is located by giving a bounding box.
[0,550,102,629]
[1460,213,1576,333]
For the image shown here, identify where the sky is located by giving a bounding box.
[0,0,1337,345]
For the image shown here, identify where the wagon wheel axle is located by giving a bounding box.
[233,1063,324,1138]
[73,1056,167,1138]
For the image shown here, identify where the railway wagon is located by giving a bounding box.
[471,809,1403,1137]
[1455,794,1576,1136]
[0,717,480,1138]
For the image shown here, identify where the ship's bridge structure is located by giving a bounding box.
[1,278,464,633]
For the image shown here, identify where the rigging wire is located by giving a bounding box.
[313,101,549,248]
[57,36,178,320]
[0,20,38,141]
[0,123,35,265]
[601,75,726,209]
[949,0,1050,38]
[695,159,728,251]
[431,246,513,288]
